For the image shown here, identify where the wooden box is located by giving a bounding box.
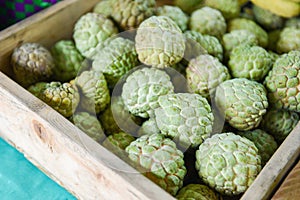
[0,0,299,199]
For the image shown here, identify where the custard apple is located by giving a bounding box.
[176,184,219,200]
[184,30,223,61]
[189,7,226,40]
[11,43,54,88]
[51,40,84,82]
[93,0,116,17]
[228,44,273,81]
[71,112,105,142]
[73,13,118,58]
[111,0,156,30]
[125,134,186,196]
[285,17,300,29]
[202,0,240,20]
[28,81,80,118]
[276,27,300,54]
[264,51,300,112]
[196,132,261,195]
[92,37,139,88]
[135,16,185,68]
[215,78,269,131]
[228,18,268,48]
[75,70,110,114]
[121,67,174,118]
[260,109,299,143]
[186,54,230,99]
[174,0,203,14]
[154,93,214,148]
[238,129,278,165]
[156,5,189,31]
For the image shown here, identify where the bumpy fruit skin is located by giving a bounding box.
[252,5,284,31]
[196,132,262,196]
[264,51,300,112]
[102,132,135,158]
[189,7,226,40]
[174,0,203,14]
[285,17,300,29]
[125,134,186,196]
[222,30,258,59]
[228,44,273,81]
[228,18,268,48]
[73,13,118,58]
[184,31,223,61]
[71,112,105,142]
[156,5,189,31]
[276,27,300,54]
[75,70,110,114]
[239,129,278,165]
[215,78,269,131]
[176,184,219,200]
[203,0,240,20]
[260,109,299,143]
[93,0,115,17]
[99,97,141,135]
[28,81,80,118]
[154,93,214,148]
[92,37,139,88]
[135,16,185,68]
[138,118,160,136]
[111,0,156,30]
[51,40,84,82]
[186,54,230,98]
[11,43,54,88]
[122,67,174,118]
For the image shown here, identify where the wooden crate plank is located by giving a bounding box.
[0,71,174,200]
[241,123,300,200]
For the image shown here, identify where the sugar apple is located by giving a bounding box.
[174,0,203,14]
[228,44,273,81]
[285,17,300,29]
[222,30,258,60]
[252,5,284,31]
[75,70,110,114]
[228,18,268,48]
[73,13,118,58]
[121,67,174,118]
[71,112,105,142]
[92,37,139,88]
[215,78,269,131]
[196,132,262,195]
[111,0,156,30]
[189,7,226,40]
[202,0,240,20]
[154,93,214,148]
[176,184,219,200]
[156,5,189,32]
[135,16,185,68]
[102,132,135,159]
[276,27,300,54]
[11,43,54,88]
[28,81,80,118]
[184,30,223,61]
[93,0,115,17]
[238,129,278,165]
[51,40,84,82]
[264,51,300,112]
[186,54,230,99]
[99,96,141,135]
[260,109,299,143]
[138,118,160,137]
[125,134,186,196]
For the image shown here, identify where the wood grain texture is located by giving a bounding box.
[272,159,300,200]
[0,71,174,200]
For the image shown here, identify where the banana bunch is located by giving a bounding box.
[251,0,300,18]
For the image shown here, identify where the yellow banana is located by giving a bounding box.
[251,0,300,18]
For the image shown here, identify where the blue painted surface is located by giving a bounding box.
[0,137,76,200]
